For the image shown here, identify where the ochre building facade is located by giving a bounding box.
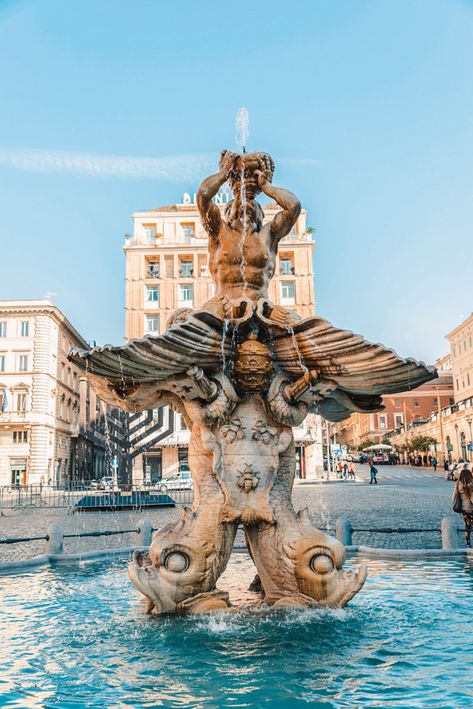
[124,193,323,483]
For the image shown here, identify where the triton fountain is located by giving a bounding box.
[69,149,436,614]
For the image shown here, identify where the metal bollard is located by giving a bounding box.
[336,516,352,546]
[139,517,153,547]
[441,516,458,550]
[48,522,64,555]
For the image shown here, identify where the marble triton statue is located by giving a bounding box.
[69,150,436,614]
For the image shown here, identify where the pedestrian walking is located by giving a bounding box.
[337,461,343,479]
[343,462,348,479]
[348,461,356,480]
[452,468,473,547]
[431,456,437,472]
[443,459,449,473]
[369,462,378,484]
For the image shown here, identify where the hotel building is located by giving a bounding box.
[0,300,125,486]
[0,300,88,485]
[123,191,323,482]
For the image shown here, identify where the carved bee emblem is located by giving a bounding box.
[220,417,245,442]
[236,465,260,493]
[252,420,278,444]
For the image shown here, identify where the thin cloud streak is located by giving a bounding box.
[0,148,319,180]
[0,148,215,181]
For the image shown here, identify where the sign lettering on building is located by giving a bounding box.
[181,189,231,206]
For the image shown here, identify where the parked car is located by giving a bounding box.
[159,471,193,493]
[97,476,115,490]
[89,479,100,490]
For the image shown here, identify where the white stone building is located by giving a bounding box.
[0,300,88,486]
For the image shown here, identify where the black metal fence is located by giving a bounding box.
[0,483,194,512]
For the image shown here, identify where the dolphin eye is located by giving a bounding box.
[310,554,334,574]
[164,552,189,572]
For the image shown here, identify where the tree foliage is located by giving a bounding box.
[407,435,437,452]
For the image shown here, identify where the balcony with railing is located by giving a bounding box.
[146,265,160,279]
[0,410,29,424]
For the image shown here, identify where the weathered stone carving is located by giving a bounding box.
[69,150,436,614]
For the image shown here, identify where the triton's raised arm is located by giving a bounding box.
[256,160,301,244]
[197,150,238,238]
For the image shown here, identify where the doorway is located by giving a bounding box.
[10,459,27,486]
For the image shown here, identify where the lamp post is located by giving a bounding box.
[437,391,446,465]
[467,416,473,462]
[454,423,460,461]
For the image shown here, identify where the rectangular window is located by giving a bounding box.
[394,399,400,407]
[18,354,28,372]
[280,281,296,304]
[147,261,160,278]
[145,315,160,333]
[178,284,193,304]
[16,393,27,412]
[146,286,159,303]
[12,431,28,443]
[413,399,420,407]
[144,225,156,242]
[394,414,403,428]
[280,258,294,275]
[379,415,387,429]
[0,354,4,372]
[180,223,195,238]
[180,260,193,277]
[178,447,189,471]
[0,321,6,337]
[20,320,29,337]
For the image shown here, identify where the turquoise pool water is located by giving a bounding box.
[1,554,473,708]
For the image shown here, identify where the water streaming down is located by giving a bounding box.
[287,325,309,375]
[239,164,249,298]
[100,401,115,485]
[220,318,230,373]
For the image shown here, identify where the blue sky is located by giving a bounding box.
[0,0,472,363]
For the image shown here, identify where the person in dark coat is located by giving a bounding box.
[369,463,378,484]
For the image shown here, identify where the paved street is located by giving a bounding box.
[315,462,446,490]
[293,464,455,549]
[0,465,459,563]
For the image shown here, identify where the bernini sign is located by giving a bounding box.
[181,189,231,205]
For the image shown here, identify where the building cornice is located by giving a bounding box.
[0,300,88,349]
[446,313,473,340]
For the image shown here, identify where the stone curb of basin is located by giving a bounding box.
[0,516,469,574]
[1,545,473,575]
